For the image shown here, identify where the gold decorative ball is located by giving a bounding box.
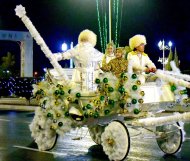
[67,97,72,101]
[183,98,188,103]
[56,113,61,117]
[136,80,141,85]
[138,98,144,104]
[140,91,145,96]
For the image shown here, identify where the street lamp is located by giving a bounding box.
[61,42,68,51]
[61,42,74,68]
[158,40,172,70]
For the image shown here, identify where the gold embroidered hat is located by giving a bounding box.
[116,47,125,54]
[129,34,147,50]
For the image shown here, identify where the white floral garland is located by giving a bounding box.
[133,112,190,127]
[159,70,190,82]
[156,69,190,89]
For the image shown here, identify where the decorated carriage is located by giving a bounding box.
[15,5,190,161]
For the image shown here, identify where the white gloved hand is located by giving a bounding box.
[53,53,63,61]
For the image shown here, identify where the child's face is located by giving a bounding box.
[107,46,114,54]
[115,50,122,58]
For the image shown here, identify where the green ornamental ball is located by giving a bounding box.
[131,73,137,79]
[171,85,177,92]
[132,85,138,91]
[47,113,52,117]
[76,92,81,98]
[134,108,140,114]
[54,90,60,95]
[59,90,65,95]
[104,109,110,115]
[100,96,105,101]
[103,78,108,83]
[86,104,92,109]
[64,111,69,117]
[108,87,114,92]
[118,86,125,93]
[108,99,115,105]
[95,78,101,84]
[93,112,99,118]
[58,122,63,127]
[84,112,89,118]
[132,99,137,104]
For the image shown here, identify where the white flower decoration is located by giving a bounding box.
[15,5,26,18]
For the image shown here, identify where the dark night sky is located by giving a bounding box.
[0,0,190,75]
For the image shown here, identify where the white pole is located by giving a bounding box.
[109,0,112,43]
[15,5,70,85]
[162,39,165,70]
[70,42,73,68]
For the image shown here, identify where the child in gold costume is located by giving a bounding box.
[101,47,128,77]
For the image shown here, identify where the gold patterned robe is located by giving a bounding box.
[101,58,128,77]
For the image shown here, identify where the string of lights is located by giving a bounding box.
[96,0,122,51]
[115,0,119,47]
[0,77,41,99]
[104,14,108,48]
[118,0,124,47]
[96,0,103,52]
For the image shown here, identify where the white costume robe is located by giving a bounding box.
[127,51,156,73]
[54,42,103,91]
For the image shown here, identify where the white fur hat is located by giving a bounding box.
[129,34,147,50]
[78,29,97,47]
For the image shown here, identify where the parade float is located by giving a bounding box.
[15,5,190,161]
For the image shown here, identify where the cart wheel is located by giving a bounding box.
[101,121,130,161]
[88,125,105,145]
[34,130,58,151]
[45,133,59,151]
[30,120,59,151]
[31,133,58,151]
[156,122,183,154]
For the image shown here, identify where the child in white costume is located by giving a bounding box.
[102,42,116,66]
[54,29,103,91]
[127,34,156,74]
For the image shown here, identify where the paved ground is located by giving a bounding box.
[0,111,190,161]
